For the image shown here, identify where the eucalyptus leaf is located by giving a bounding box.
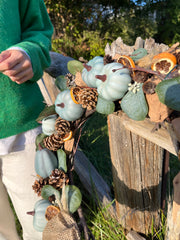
[57,149,67,173]
[130,48,147,61]
[41,185,61,201]
[65,185,82,213]
[55,75,69,91]
[96,96,115,115]
[35,133,47,151]
[155,77,180,111]
[67,60,84,75]
[121,83,148,121]
[36,105,56,123]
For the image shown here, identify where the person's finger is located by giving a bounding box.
[0,51,11,63]
[0,50,26,72]
[3,59,32,77]
[9,68,34,83]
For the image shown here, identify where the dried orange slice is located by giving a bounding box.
[116,55,136,69]
[151,52,177,75]
[45,205,60,221]
[62,130,73,142]
[115,55,135,78]
[70,87,82,104]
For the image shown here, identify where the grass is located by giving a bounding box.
[13,111,180,239]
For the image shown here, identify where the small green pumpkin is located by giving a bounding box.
[155,77,180,111]
[96,95,115,115]
[55,90,85,121]
[31,199,51,232]
[82,56,104,88]
[35,148,58,178]
[121,82,148,121]
[96,62,131,101]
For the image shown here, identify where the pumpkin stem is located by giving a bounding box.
[112,68,123,72]
[26,211,35,216]
[95,74,107,82]
[83,63,92,72]
[56,103,65,108]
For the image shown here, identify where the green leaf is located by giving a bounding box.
[130,48,147,61]
[35,133,47,151]
[96,96,115,115]
[121,83,148,121]
[155,77,180,111]
[67,60,84,75]
[65,185,82,213]
[41,185,61,201]
[36,105,56,123]
[57,149,67,173]
[55,75,69,91]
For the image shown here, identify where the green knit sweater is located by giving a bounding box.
[0,0,53,139]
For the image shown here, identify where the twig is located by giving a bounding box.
[112,65,166,80]
[167,42,180,53]
[68,159,96,240]
[77,207,91,240]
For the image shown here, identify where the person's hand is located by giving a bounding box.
[0,49,34,84]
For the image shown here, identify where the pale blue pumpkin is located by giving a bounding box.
[55,90,85,121]
[35,148,58,178]
[82,56,104,87]
[96,62,131,101]
[33,199,51,232]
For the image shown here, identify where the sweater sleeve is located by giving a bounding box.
[12,0,54,81]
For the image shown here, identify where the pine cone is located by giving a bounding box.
[55,117,71,137]
[142,80,157,94]
[32,177,49,196]
[65,73,76,88]
[78,88,98,110]
[43,134,64,151]
[133,71,150,83]
[103,54,115,65]
[71,87,83,103]
[48,169,69,190]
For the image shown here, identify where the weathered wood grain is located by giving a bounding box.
[105,36,169,57]
[126,230,146,240]
[74,150,116,217]
[111,111,179,156]
[41,72,60,104]
[108,111,165,233]
[166,172,180,240]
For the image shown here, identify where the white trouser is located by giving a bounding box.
[0,142,42,240]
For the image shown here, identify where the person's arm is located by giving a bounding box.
[11,0,53,82]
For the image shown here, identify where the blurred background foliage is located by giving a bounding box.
[44,0,180,60]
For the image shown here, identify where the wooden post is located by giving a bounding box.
[166,172,180,240]
[108,111,179,234]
